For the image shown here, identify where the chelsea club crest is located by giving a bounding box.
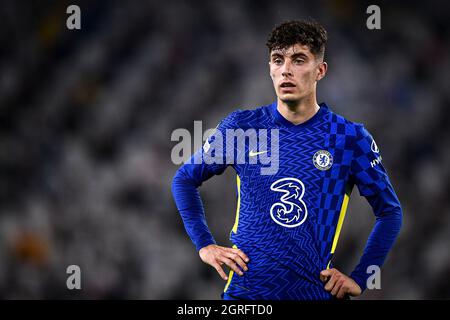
[313,150,333,171]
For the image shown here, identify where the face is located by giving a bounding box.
[269,43,327,104]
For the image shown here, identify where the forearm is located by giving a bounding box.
[172,166,216,251]
[172,111,237,252]
[350,187,403,291]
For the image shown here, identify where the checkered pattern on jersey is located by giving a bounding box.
[317,112,357,267]
[350,125,390,197]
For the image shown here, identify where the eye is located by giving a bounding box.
[294,58,305,64]
[273,58,283,65]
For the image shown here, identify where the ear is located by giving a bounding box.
[317,61,328,81]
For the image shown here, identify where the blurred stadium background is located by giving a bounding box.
[0,0,449,299]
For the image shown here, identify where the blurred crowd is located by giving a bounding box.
[0,0,449,299]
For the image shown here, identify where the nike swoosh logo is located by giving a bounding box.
[249,150,267,157]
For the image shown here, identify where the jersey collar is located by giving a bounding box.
[269,101,329,130]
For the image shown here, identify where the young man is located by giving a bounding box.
[172,20,402,300]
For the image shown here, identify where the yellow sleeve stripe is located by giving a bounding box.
[225,175,240,293]
[223,244,238,292]
[327,183,353,269]
[231,175,241,234]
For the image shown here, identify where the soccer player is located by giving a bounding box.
[172,20,402,300]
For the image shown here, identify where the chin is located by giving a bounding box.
[279,94,300,103]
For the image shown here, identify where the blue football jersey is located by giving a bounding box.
[172,101,401,300]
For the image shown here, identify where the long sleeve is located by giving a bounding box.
[348,125,403,291]
[172,159,221,251]
[171,111,239,251]
[349,186,402,291]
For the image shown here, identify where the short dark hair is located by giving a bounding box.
[266,20,328,60]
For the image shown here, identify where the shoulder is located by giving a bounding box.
[220,103,274,129]
[327,109,369,140]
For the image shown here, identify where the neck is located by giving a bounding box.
[276,95,320,125]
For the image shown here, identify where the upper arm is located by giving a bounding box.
[173,110,241,187]
[349,125,390,198]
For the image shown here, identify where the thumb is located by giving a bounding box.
[320,269,331,282]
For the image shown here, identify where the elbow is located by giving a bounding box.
[171,165,199,195]
[393,204,403,239]
[171,167,186,195]
[393,199,403,227]
[378,203,403,234]
[398,204,403,231]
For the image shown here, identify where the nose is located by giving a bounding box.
[282,71,293,78]
[281,60,293,78]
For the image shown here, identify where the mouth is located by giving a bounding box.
[280,82,296,88]
[280,81,296,92]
